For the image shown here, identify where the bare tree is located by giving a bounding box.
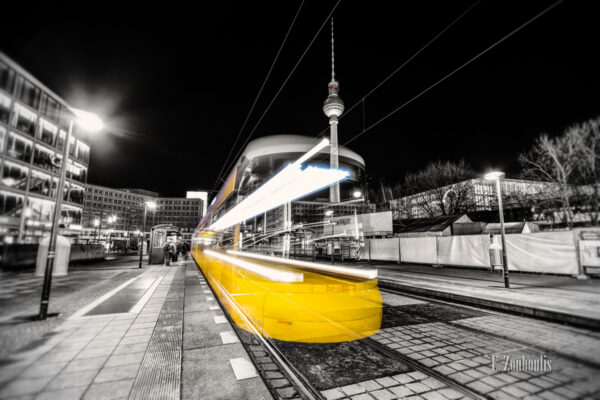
[519,117,600,228]
[573,118,600,225]
[400,160,476,217]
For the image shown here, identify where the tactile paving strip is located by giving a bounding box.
[129,268,184,400]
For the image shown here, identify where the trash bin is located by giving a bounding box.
[36,235,71,277]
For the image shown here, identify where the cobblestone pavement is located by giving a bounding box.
[317,290,600,400]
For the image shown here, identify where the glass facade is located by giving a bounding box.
[0,53,90,243]
[81,184,204,240]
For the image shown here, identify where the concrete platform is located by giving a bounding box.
[362,263,600,330]
[0,258,272,399]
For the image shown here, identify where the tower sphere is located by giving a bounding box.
[323,82,345,118]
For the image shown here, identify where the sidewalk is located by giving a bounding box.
[364,262,600,330]
[0,259,271,399]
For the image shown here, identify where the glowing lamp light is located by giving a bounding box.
[227,250,378,280]
[324,210,334,217]
[204,250,304,283]
[353,190,362,198]
[93,219,100,227]
[71,108,104,132]
[484,171,505,180]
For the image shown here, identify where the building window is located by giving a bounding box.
[19,79,40,110]
[1,192,24,217]
[33,144,58,172]
[0,61,15,93]
[11,103,37,136]
[38,119,57,146]
[2,161,29,190]
[7,132,33,162]
[28,170,52,196]
[0,91,11,124]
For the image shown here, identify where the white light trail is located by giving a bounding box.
[209,141,349,231]
[203,249,304,283]
[227,250,378,280]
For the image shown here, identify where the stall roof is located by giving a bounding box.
[394,214,472,234]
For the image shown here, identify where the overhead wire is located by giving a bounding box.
[215,0,342,185]
[315,0,482,139]
[344,0,564,146]
[212,0,305,190]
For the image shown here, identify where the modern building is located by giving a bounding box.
[200,134,368,255]
[0,52,90,243]
[81,184,203,244]
[390,178,555,220]
[186,190,209,217]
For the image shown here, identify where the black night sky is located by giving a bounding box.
[2,1,599,197]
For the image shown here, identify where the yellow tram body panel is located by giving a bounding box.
[192,247,382,343]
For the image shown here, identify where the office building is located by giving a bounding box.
[0,52,90,243]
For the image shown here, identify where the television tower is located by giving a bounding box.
[323,18,344,203]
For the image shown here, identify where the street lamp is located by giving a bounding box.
[39,109,103,320]
[139,201,157,268]
[484,171,510,289]
[93,218,100,243]
[325,210,335,264]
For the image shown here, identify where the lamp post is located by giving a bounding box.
[484,171,510,289]
[139,201,157,268]
[93,218,100,243]
[39,109,103,320]
[107,215,116,252]
[325,210,334,264]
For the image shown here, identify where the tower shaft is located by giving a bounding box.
[329,117,340,203]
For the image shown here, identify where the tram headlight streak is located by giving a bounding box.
[227,250,377,280]
[210,165,349,231]
[204,250,304,283]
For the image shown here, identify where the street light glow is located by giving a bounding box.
[71,108,104,132]
[325,210,334,216]
[145,201,157,209]
[93,219,100,227]
[353,190,362,198]
[484,171,506,180]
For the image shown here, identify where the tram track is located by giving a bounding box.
[195,261,486,399]
[193,256,600,399]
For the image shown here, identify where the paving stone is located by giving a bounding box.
[421,377,445,390]
[351,394,375,400]
[46,369,98,390]
[35,386,88,400]
[84,378,135,400]
[340,383,367,396]
[322,388,345,400]
[94,364,139,383]
[466,380,495,394]
[422,391,447,400]
[480,376,506,389]
[389,385,414,397]
[358,380,383,391]
[406,381,430,394]
[0,376,54,397]
[19,361,68,379]
[437,388,463,400]
[374,376,398,388]
[392,373,415,384]
[502,385,529,398]
[370,388,396,400]
[105,352,146,367]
